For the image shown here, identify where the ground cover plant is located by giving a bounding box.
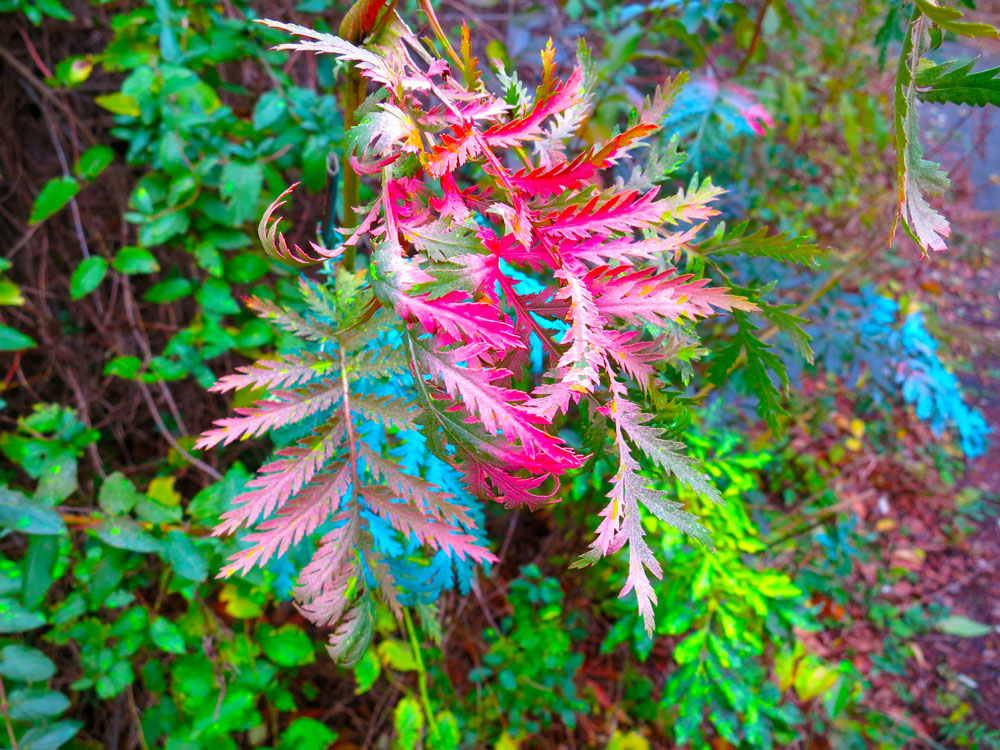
[1,0,999,749]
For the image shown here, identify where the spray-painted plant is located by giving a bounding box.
[195,2,789,661]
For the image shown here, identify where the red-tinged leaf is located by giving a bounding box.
[259,184,343,267]
[195,380,343,448]
[415,342,579,471]
[469,459,557,510]
[216,424,345,535]
[362,486,497,563]
[358,445,476,527]
[210,352,337,394]
[508,155,597,197]
[605,330,660,390]
[538,189,665,240]
[424,124,482,177]
[589,123,658,166]
[550,269,608,397]
[395,290,523,350]
[246,296,339,341]
[339,0,389,43]
[638,73,688,125]
[561,226,702,266]
[585,265,758,326]
[660,176,726,224]
[221,462,352,576]
[460,21,481,89]
[482,68,583,148]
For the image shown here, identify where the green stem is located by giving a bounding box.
[734,0,770,77]
[402,607,438,736]
[342,69,364,271]
[0,675,19,750]
[417,0,463,71]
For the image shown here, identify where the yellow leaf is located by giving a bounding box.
[95,93,140,117]
[147,476,181,507]
[608,731,651,750]
[793,656,839,702]
[219,583,264,619]
[850,418,865,438]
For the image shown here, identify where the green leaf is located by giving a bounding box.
[104,356,142,379]
[0,644,57,682]
[608,731,651,750]
[0,598,46,634]
[707,310,788,434]
[74,145,114,181]
[144,277,193,303]
[22,535,59,608]
[429,711,461,750]
[0,488,66,535]
[196,277,240,315]
[0,324,36,351]
[935,615,993,638]
[258,624,315,667]
[94,659,133,699]
[139,211,190,247]
[276,717,338,750]
[759,302,814,364]
[220,161,263,225]
[69,256,109,300]
[302,135,330,192]
[253,91,288,131]
[353,648,381,694]
[913,0,999,38]
[30,177,79,225]
[915,57,1000,107]
[672,629,706,664]
[98,472,143,514]
[17,720,82,750]
[113,246,160,275]
[224,253,269,284]
[150,617,187,654]
[377,639,417,672]
[95,92,141,116]
[159,530,208,582]
[94,517,161,553]
[697,221,821,266]
[392,696,424,750]
[0,279,25,306]
[8,688,70,721]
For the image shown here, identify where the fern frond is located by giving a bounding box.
[246,296,338,342]
[362,486,497,563]
[196,380,343,448]
[216,423,344,535]
[209,352,337,394]
[539,189,666,240]
[220,460,351,575]
[351,393,421,431]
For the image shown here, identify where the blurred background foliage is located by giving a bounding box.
[0,0,998,749]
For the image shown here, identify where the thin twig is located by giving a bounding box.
[0,675,18,750]
[137,379,223,481]
[0,44,98,146]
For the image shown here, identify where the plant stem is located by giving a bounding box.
[417,0,463,71]
[342,69,364,271]
[0,675,18,750]
[402,607,438,736]
[734,0,771,77]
